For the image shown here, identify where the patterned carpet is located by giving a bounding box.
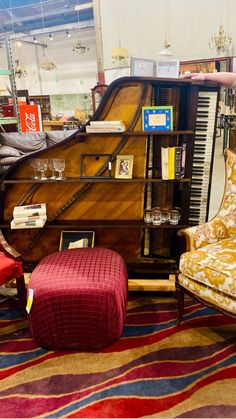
[1,294,236,418]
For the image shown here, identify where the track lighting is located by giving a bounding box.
[66,30,71,38]
[33,36,38,43]
[49,33,53,41]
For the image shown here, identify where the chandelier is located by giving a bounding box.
[40,58,57,71]
[158,39,174,57]
[15,59,28,78]
[209,25,232,52]
[72,40,89,54]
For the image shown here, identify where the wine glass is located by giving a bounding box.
[53,158,66,180]
[48,159,57,179]
[37,159,48,180]
[28,158,40,179]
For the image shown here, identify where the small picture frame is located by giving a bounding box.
[115,155,134,179]
[142,106,173,131]
[59,231,95,251]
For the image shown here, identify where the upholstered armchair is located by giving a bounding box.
[176,148,236,323]
[0,229,27,313]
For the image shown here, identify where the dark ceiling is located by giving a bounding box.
[0,0,94,36]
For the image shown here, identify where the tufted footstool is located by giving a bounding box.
[28,247,128,350]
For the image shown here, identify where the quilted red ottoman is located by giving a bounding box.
[28,247,128,350]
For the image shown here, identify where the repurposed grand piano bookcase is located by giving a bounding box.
[0,77,220,291]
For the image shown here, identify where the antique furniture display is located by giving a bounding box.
[0,229,27,312]
[28,247,128,349]
[0,76,220,290]
[176,148,236,323]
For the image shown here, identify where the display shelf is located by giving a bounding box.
[0,220,188,229]
[77,129,194,137]
[1,177,191,185]
[0,117,18,125]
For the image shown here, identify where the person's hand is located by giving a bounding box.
[179,72,205,81]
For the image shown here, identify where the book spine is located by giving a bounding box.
[168,147,175,179]
[13,215,47,224]
[13,209,47,218]
[90,120,124,126]
[161,147,169,180]
[174,147,182,179]
[13,203,46,217]
[86,126,125,133]
[11,219,46,229]
[181,143,186,178]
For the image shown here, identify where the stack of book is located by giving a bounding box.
[161,145,186,180]
[86,120,126,133]
[11,203,47,229]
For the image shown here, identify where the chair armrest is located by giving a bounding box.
[178,216,229,251]
[0,229,21,260]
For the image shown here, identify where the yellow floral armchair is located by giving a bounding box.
[176,148,236,323]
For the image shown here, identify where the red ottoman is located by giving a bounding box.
[28,247,128,350]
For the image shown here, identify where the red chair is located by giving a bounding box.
[0,229,27,313]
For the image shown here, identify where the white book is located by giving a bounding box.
[11,218,46,229]
[13,203,47,219]
[161,147,169,180]
[86,125,125,133]
[90,120,124,126]
[13,215,47,224]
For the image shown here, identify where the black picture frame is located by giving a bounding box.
[59,231,95,251]
[80,153,112,178]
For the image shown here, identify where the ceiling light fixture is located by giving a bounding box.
[14,59,28,78]
[40,58,57,71]
[33,36,38,43]
[49,33,53,41]
[209,25,232,52]
[72,39,89,54]
[66,29,71,38]
[158,38,174,57]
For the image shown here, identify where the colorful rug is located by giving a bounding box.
[1,294,236,418]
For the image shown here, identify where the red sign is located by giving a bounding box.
[19,105,43,132]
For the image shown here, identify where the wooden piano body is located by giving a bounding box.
[0,77,220,286]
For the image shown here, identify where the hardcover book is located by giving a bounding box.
[142,106,173,131]
[13,203,46,218]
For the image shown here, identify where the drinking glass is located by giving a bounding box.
[48,159,57,179]
[37,159,48,180]
[161,208,170,224]
[151,207,161,225]
[29,158,39,179]
[53,158,66,180]
[169,209,180,225]
[144,209,152,224]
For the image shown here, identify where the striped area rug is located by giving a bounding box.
[1,294,236,418]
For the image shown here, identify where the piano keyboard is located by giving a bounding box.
[189,90,218,225]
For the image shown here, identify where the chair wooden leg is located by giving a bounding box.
[176,285,184,326]
[16,274,27,315]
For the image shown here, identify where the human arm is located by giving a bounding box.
[180,72,236,88]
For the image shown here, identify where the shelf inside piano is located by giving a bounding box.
[1,177,191,184]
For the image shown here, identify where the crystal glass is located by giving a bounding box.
[169,209,179,225]
[37,158,48,180]
[29,158,39,179]
[53,158,66,180]
[161,208,170,224]
[48,159,57,179]
[151,207,161,225]
[144,209,152,224]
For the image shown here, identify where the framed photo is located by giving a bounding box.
[59,231,95,251]
[130,57,156,77]
[115,155,134,179]
[156,59,180,78]
[142,106,173,131]
[80,153,112,179]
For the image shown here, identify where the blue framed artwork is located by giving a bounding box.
[142,106,173,131]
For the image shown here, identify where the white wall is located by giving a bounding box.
[0,27,97,98]
[100,0,235,68]
[1,0,236,99]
